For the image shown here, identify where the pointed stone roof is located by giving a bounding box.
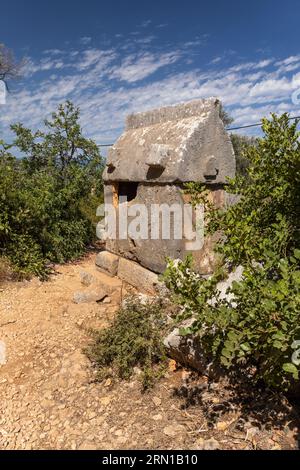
[103,98,235,184]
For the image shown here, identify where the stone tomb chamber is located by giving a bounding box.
[96,98,236,291]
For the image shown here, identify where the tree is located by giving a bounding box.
[0,43,21,90]
[0,102,104,278]
[11,101,102,177]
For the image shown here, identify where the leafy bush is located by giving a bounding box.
[0,102,104,278]
[230,133,258,176]
[86,296,169,390]
[219,102,257,176]
[164,114,300,391]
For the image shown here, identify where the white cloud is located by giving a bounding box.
[275,55,300,66]
[210,56,222,64]
[109,51,182,83]
[139,20,152,28]
[42,49,64,56]
[2,44,300,147]
[76,48,116,70]
[79,36,92,45]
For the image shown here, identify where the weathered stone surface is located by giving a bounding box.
[164,325,210,373]
[80,271,94,287]
[164,320,223,379]
[117,257,160,293]
[101,98,236,276]
[73,288,108,304]
[106,183,184,273]
[103,98,235,184]
[210,265,244,306]
[105,183,232,275]
[95,251,119,276]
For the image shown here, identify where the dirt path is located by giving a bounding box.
[0,254,299,450]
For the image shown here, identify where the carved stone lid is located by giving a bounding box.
[103,98,235,184]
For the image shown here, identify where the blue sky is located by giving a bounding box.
[1,0,300,148]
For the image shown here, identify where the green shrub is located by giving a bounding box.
[5,234,48,279]
[0,102,104,278]
[230,133,258,176]
[165,114,300,391]
[86,296,169,390]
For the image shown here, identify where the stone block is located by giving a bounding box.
[163,321,222,379]
[117,257,160,293]
[96,251,119,276]
[73,289,108,304]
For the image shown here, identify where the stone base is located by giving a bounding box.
[117,257,160,294]
[95,251,162,294]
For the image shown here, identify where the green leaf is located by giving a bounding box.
[272,331,285,341]
[273,340,283,350]
[293,249,300,260]
[282,363,299,379]
[221,348,233,359]
[179,327,193,336]
[240,342,251,352]
[224,340,236,352]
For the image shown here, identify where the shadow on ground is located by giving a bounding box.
[172,370,300,450]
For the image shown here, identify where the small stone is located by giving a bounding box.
[211,397,220,404]
[168,359,177,372]
[152,397,161,407]
[133,367,142,376]
[152,414,163,421]
[163,424,185,437]
[104,378,112,387]
[197,437,220,450]
[14,424,21,433]
[245,426,260,441]
[100,396,111,406]
[216,421,230,431]
[80,271,94,287]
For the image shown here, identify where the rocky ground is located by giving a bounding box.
[0,253,299,450]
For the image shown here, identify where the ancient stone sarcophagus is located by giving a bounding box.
[100,98,235,278]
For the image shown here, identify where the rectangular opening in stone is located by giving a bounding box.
[118,182,138,202]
